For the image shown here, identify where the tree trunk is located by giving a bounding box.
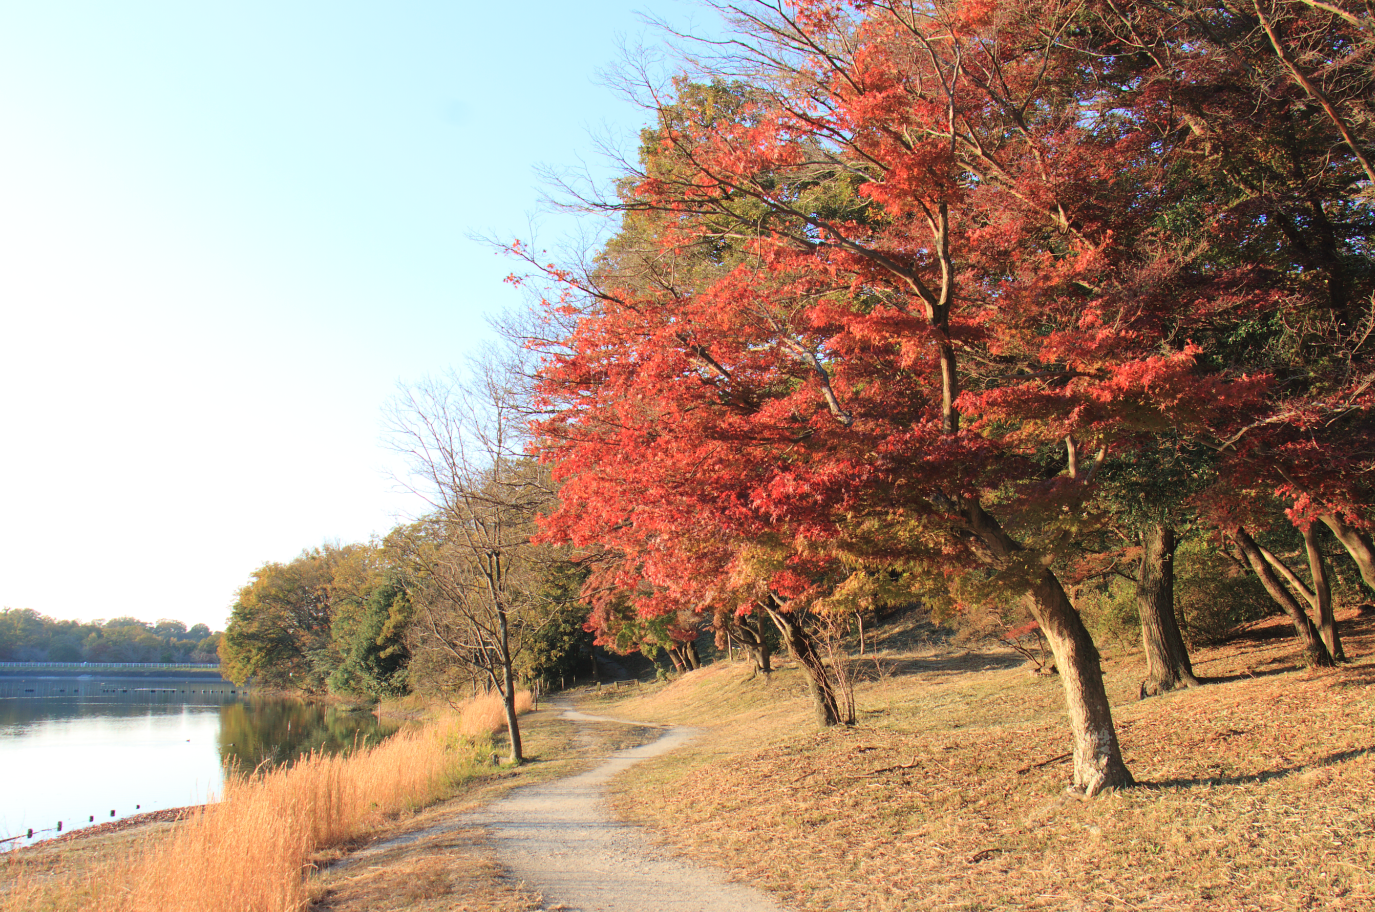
[732,611,772,675]
[763,598,843,728]
[1319,514,1375,594]
[682,639,702,671]
[1027,570,1134,795]
[1233,527,1334,668]
[498,606,523,764]
[961,499,1133,795]
[1303,525,1344,662]
[1137,524,1199,695]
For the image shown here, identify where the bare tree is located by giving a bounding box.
[386,349,553,763]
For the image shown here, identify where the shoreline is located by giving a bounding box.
[0,669,228,681]
[26,805,205,848]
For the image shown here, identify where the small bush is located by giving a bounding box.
[1074,575,1141,650]
[1174,538,1273,646]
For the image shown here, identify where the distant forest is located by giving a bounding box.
[0,609,222,664]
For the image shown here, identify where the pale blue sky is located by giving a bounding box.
[0,2,701,629]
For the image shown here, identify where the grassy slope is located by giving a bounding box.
[589,611,1375,912]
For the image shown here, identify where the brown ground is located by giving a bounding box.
[593,608,1375,912]
[37,806,201,845]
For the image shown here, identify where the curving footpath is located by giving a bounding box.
[467,705,792,912]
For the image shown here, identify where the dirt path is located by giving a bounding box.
[467,704,792,912]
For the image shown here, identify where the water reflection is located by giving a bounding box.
[219,698,398,771]
[0,676,398,847]
[0,677,242,729]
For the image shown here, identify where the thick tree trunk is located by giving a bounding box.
[1233,527,1334,668]
[764,598,843,728]
[1303,525,1344,662]
[1137,524,1199,695]
[961,499,1133,795]
[1319,514,1375,594]
[1026,570,1135,795]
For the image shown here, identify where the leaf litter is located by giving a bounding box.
[595,609,1375,911]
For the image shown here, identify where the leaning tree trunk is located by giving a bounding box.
[1027,569,1135,795]
[962,499,1133,796]
[763,598,843,728]
[1138,524,1199,695]
[1303,525,1344,662]
[1234,527,1334,668]
[1319,514,1375,594]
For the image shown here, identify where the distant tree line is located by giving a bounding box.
[218,488,595,711]
[0,610,221,664]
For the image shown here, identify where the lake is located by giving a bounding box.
[0,675,399,849]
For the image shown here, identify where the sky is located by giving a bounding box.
[0,1,710,630]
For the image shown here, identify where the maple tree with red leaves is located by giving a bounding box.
[1072,1,1375,665]
[515,0,1372,796]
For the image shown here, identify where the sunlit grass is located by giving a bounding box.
[458,689,534,739]
[598,616,1375,912]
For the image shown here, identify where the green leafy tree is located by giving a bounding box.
[221,559,326,688]
[328,579,413,698]
[518,557,594,688]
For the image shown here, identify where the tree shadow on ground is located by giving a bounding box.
[1195,664,1300,685]
[1197,656,1375,687]
[1140,744,1375,790]
[1327,663,1375,686]
[851,651,1027,683]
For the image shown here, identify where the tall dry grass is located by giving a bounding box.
[456,689,533,739]
[3,691,531,912]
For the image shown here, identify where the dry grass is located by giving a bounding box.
[595,611,1375,911]
[2,692,535,912]
[458,691,534,739]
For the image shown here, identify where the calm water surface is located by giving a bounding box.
[0,676,398,848]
